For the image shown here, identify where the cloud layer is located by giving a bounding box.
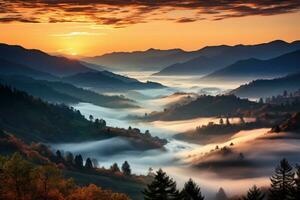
[1,0,300,26]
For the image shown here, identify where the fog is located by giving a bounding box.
[50,73,300,198]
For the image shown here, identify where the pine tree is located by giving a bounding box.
[226,118,231,126]
[74,155,83,169]
[290,165,300,200]
[215,188,227,200]
[269,158,295,200]
[64,152,74,166]
[85,158,93,169]
[243,185,264,200]
[180,178,204,200]
[121,161,131,176]
[143,169,180,200]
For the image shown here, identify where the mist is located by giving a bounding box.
[50,73,300,198]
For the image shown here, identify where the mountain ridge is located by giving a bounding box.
[201,49,300,82]
[154,40,300,76]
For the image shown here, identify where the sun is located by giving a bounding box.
[70,52,78,56]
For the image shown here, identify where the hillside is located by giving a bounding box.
[0,58,56,80]
[0,85,167,149]
[230,73,300,98]
[83,48,199,71]
[143,95,261,121]
[0,133,146,200]
[271,112,300,133]
[0,75,137,108]
[155,40,300,76]
[0,43,94,76]
[62,71,165,91]
[201,49,300,82]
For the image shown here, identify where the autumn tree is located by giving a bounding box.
[66,184,130,200]
[121,161,131,176]
[1,153,35,200]
[242,185,264,200]
[269,158,295,200]
[34,164,65,200]
[180,179,204,200]
[143,169,180,200]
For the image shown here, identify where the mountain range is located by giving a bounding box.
[0,43,93,76]
[155,40,300,76]
[200,49,300,82]
[83,48,200,71]
[0,43,164,92]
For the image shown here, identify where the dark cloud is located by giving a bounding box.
[0,0,299,26]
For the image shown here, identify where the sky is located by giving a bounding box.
[0,0,300,57]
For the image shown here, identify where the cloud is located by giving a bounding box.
[0,0,300,26]
[51,31,105,37]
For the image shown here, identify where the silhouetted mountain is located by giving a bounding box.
[231,73,300,98]
[62,71,165,91]
[0,58,56,80]
[0,75,136,108]
[83,48,199,71]
[201,49,300,82]
[0,43,94,76]
[144,95,260,121]
[155,40,300,75]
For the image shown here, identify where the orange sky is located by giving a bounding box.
[0,6,299,57]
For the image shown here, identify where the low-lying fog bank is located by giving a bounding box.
[56,77,299,199]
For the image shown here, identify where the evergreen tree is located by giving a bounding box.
[290,165,300,200]
[64,152,74,166]
[226,118,231,126]
[55,150,64,164]
[242,185,264,200]
[85,158,93,169]
[215,188,228,200]
[91,158,99,168]
[89,114,94,122]
[143,169,180,200]
[259,98,264,104]
[180,178,204,200]
[74,155,83,169]
[269,158,295,200]
[121,161,131,176]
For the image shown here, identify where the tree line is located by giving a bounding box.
[143,158,300,200]
[0,153,130,200]
[55,150,132,176]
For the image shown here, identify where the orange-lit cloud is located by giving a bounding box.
[1,0,300,26]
